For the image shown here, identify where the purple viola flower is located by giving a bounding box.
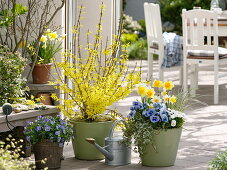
[55,131,61,136]
[26,136,30,142]
[129,110,136,118]
[61,138,65,143]
[49,120,54,125]
[45,126,51,131]
[36,126,42,131]
[57,137,61,142]
[37,115,42,120]
[150,115,160,123]
[56,125,60,129]
[50,136,54,142]
[132,101,139,106]
[161,114,169,122]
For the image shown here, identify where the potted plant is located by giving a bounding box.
[123,80,188,166]
[51,4,141,160]
[28,29,63,84]
[24,115,73,169]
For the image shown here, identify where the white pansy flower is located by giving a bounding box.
[171,120,176,127]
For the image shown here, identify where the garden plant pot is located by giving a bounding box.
[71,121,113,160]
[33,139,63,169]
[32,63,52,84]
[141,128,182,167]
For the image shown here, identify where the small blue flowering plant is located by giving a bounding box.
[123,80,187,155]
[24,115,73,147]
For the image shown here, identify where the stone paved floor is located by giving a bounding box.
[60,60,227,170]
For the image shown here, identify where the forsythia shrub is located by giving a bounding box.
[51,4,141,122]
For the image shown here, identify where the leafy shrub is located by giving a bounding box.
[160,0,210,34]
[123,14,141,34]
[0,45,27,105]
[121,33,138,44]
[127,38,148,60]
[209,150,227,170]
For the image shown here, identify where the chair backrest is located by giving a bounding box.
[144,3,164,49]
[182,9,219,59]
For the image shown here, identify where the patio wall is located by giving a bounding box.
[124,0,158,20]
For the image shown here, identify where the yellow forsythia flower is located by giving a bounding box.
[163,81,174,91]
[152,80,163,88]
[146,88,155,98]
[170,95,177,103]
[40,35,47,43]
[137,86,147,96]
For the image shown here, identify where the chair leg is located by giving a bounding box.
[214,63,219,104]
[180,66,183,86]
[190,64,198,97]
[148,52,153,82]
[183,60,188,93]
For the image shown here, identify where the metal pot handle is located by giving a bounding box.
[109,119,126,139]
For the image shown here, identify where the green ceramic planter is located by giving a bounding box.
[71,121,113,160]
[141,127,182,167]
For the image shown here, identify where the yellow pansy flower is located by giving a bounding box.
[137,86,147,96]
[152,96,161,103]
[40,35,47,43]
[170,95,177,103]
[146,88,155,98]
[163,81,174,91]
[152,80,163,88]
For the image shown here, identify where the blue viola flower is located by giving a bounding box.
[50,136,54,142]
[142,110,147,116]
[45,126,51,131]
[59,143,64,147]
[150,115,160,123]
[36,126,42,131]
[160,104,167,115]
[138,104,144,110]
[55,131,60,136]
[26,136,30,142]
[130,106,135,111]
[129,110,136,118]
[153,103,161,110]
[161,114,169,122]
[132,101,139,106]
[57,137,61,142]
[147,109,157,116]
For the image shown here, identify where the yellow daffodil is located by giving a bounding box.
[170,95,177,103]
[146,88,155,98]
[163,81,174,91]
[152,80,163,88]
[161,91,168,96]
[40,35,47,43]
[152,96,161,103]
[164,95,170,103]
[48,32,58,40]
[137,85,147,97]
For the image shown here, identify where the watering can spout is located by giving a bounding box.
[85,138,114,161]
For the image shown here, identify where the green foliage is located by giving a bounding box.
[0,135,33,170]
[138,19,146,33]
[121,33,138,44]
[0,3,27,27]
[209,150,227,170]
[24,115,73,145]
[160,0,210,34]
[127,38,148,60]
[0,45,27,106]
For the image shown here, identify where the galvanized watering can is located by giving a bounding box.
[86,120,131,166]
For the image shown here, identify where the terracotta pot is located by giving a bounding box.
[33,139,63,169]
[32,63,52,84]
[36,93,52,105]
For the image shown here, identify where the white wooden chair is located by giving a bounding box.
[182,9,227,104]
[144,2,183,82]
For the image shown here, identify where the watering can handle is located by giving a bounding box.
[109,119,126,138]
